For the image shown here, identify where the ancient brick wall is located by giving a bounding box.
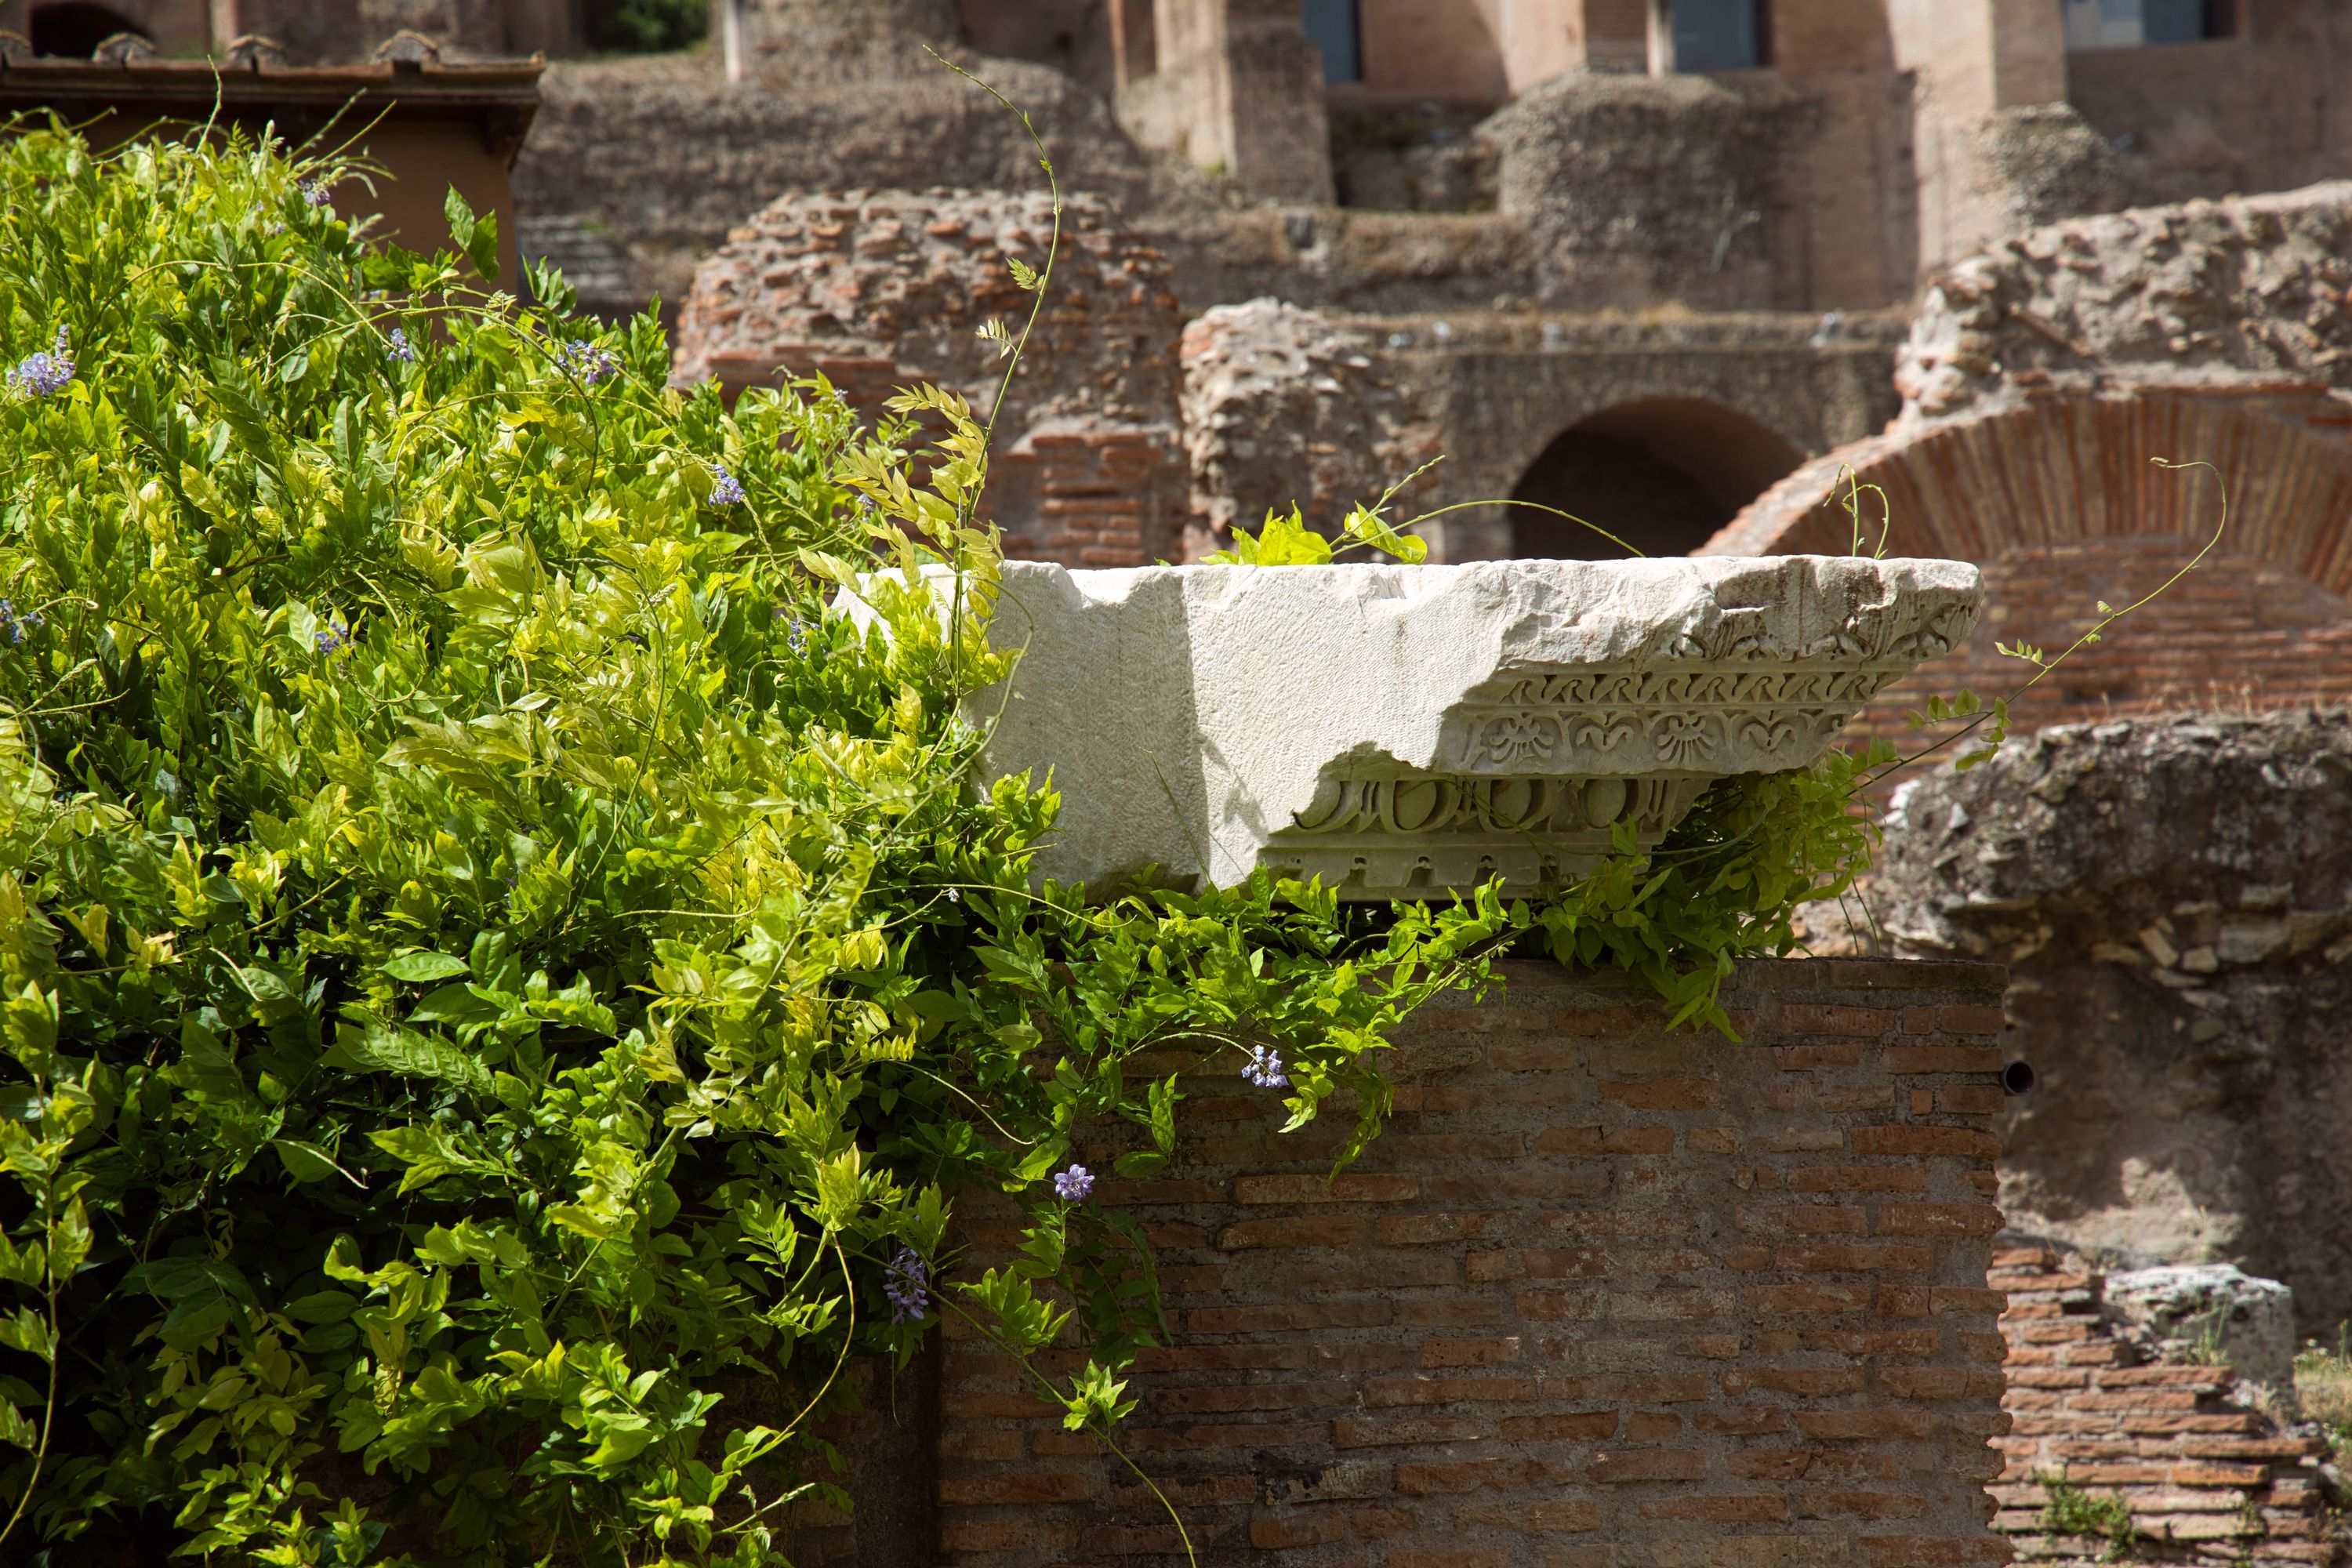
[670,187,1189,567]
[1988,1247,2340,1565]
[783,957,2020,1566]
[1707,388,2352,742]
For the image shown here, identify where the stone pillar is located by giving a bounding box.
[1494,0,1664,85]
[1106,0,1154,91]
[1120,0,1334,204]
[1889,0,2071,271]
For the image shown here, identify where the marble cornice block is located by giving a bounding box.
[880,557,1982,897]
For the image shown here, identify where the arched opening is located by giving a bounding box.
[28,2,143,56]
[1508,397,1805,559]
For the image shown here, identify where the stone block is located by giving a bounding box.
[892,555,1980,897]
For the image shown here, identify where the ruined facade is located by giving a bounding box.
[1708,183,2352,739]
[589,1,2352,561]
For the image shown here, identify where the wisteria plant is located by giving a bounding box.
[0,110,1882,1568]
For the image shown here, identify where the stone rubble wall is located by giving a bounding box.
[1181,303,1903,564]
[513,51,1177,317]
[1895,181,2352,423]
[1988,1246,2341,1565]
[1174,299,1443,556]
[671,187,1188,566]
[1873,713,2352,1337]
[776,958,2018,1566]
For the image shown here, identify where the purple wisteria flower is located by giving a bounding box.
[773,608,809,653]
[1242,1045,1289,1090]
[883,1247,931,1324]
[314,618,354,658]
[0,599,44,645]
[1052,1163,1094,1202]
[7,328,75,400]
[709,466,746,506]
[387,327,416,365]
[554,339,620,385]
[300,180,329,208]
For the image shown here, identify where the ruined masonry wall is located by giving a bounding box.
[671,188,1189,566]
[1988,1247,2339,1565]
[788,958,2020,1566]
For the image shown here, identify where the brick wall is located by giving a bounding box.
[1706,390,2352,746]
[783,957,2020,1566]
[1988,1247,2340,1565]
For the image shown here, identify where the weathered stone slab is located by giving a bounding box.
[2107,1265,2299,1395]
[877,556,1980,897]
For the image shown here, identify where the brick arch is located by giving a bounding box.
[1702,391,2352,593]
[1700,390,2352,734]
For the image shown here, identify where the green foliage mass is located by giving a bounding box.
[0,122,1873,1566]
[586,0,711,54]
[2038,1474,2139,1561]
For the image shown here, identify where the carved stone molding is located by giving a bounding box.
[1264,773,1712,895]
[848,556,1983,898]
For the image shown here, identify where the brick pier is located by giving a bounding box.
[793,957,2018,1566]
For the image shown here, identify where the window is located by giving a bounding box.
[1671,0,1766,72]
[2060,0,2233,49]
[1303,0,1362,84]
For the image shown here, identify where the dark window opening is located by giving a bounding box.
[28,2,144,56]
[1304,0,1362,84]
[1507,399,1804,560]
[2061,0,2234,49]
[1672,0,1766,72]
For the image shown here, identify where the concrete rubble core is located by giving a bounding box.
[916,555,1983,897]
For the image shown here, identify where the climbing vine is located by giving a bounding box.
[0,117,1877,1568]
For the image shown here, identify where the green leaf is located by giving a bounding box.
[281,1290,359,1325]
[444,183,477,260]
[271,1138,360,1186]
[465,209,501,283]
[326,1021,494,1095]
[383,950,471,982]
